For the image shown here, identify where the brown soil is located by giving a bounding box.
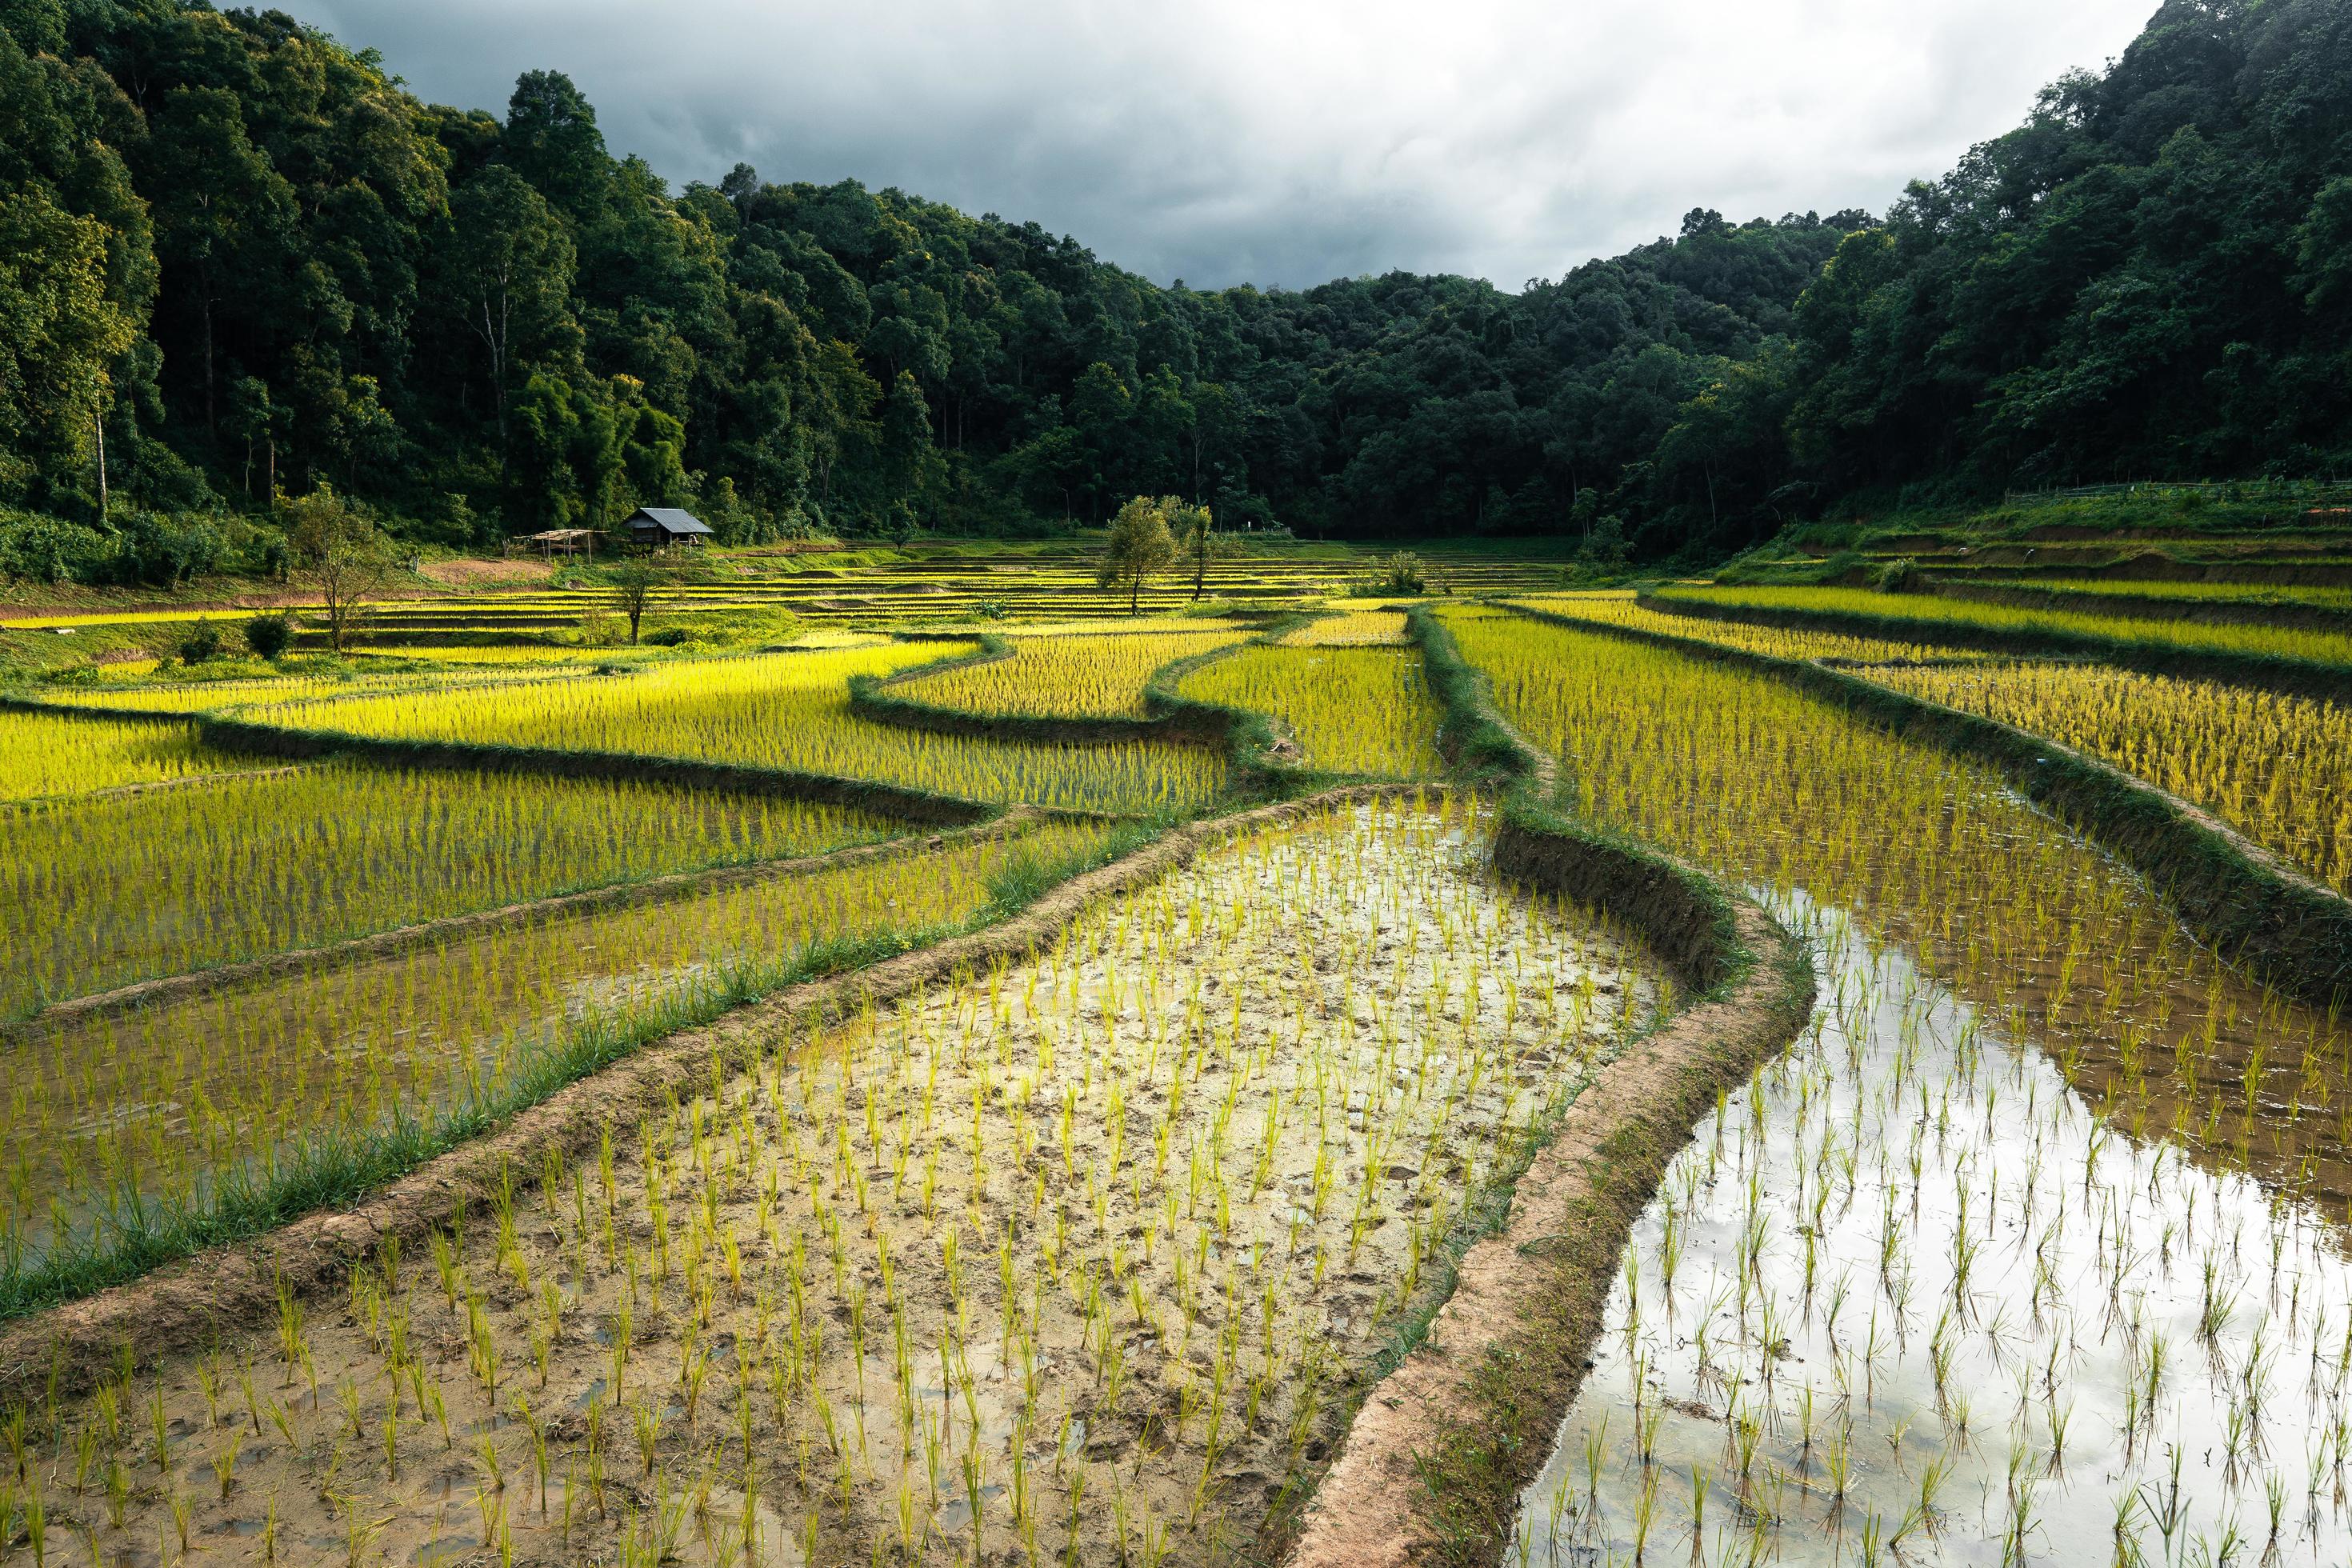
[416,558,556,587]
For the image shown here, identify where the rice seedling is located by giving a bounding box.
[1281,610,1411,646]
[36,664,582,714]
[1451,607,2352,1564]
[0,817,1126,1302]
[1176,645,1446,774]
[261,642,1230,813]
[891,629,1249,717]
[42,797,1654,1566]
[1974,575,2352,613]
[0,710,262,803]
[1864,659,2352,894]
[1,762,898,1017]
[1507,591,2003,665]
[1654,582,2352,668]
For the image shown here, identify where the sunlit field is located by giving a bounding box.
[262,644,1230,814]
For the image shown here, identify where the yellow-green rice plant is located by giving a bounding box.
[261,644,1228,813]
[2,762,899,1016]
[1508,593,2002,665]
[1177,646,1446,775]
[1866,660,2352,894]
[0,710,259,802]
[0,818,1124,1269]
[1655,584,2352,667]
[1281,612,1410,646]
[892,630,1249,718]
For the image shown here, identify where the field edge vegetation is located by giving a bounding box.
[1510,599,2352,1010]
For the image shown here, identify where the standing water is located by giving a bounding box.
[1515,896,2352,1565]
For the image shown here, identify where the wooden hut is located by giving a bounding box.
[626,507,714,550]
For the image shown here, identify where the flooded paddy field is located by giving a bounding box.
[0,820,1122,1278]
[1447,607,2352,1565]
[0,798,1660,1566]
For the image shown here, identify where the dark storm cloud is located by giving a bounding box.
[289,0,2155,290]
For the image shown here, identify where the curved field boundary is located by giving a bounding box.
[1639,589,2352,702]
[1283,610,1815,1568]
[0,692,193,726]
[0,763,309,816]
[1926,579,2352,636]
[1,813,1038,1040]
[1518,600,2352,1010]
[848,618,1328,792]
[0,786,1394,1410]
[191,712,994,826]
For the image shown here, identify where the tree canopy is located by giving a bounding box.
[0,0,2346,573]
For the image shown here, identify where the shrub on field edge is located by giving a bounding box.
[175,618,225,665]
[243,611,294,660]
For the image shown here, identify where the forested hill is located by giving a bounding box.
[2,0,2350,578]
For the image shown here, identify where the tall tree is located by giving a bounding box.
[1097,494,1178,614]
[143,86,295,438]
[439,166,578,453]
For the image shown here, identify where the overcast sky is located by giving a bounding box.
[287,0,2157,292]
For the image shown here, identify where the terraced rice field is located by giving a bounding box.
[19,798,1655,1566]
[1520,595,2352,898]
[38,667,586,714]
[890,629,1250,718]
[1509,594,2002,665]
[0,707,263,802]
[1654,584,2352,667]
[1178,646,1446,775]
[9,547,2352,1568]
[262,643,1230,814]
[1869,661,2352,894]
[1,763,898,1018]
[1280,610,1410,646]
[1442,607,2352,1564]
[0,818,1127,1294]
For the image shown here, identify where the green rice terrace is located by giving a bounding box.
[0,517,2346,1568]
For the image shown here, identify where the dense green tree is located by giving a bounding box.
[437,164,577,450]
[4,0,2349,578]
[1098,494,1178,611]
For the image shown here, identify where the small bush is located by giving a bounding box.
[974,598,1009,620]
[242,611,294,660]
[1874,557,1921,593]
[176,618,225,665]
[1349,550,1430,596]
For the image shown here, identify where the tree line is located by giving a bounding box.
[2,0,2347,582]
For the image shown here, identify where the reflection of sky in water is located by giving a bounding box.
[1517,888,2352,1566]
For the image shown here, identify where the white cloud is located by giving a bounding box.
[293,0,2157,289]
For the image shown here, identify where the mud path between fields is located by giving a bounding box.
[1287,897,1814,1568]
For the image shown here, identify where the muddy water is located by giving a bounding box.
[17,799,1658,1566]
[1516,896,2352,1565]
[0,821,1119,1262]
